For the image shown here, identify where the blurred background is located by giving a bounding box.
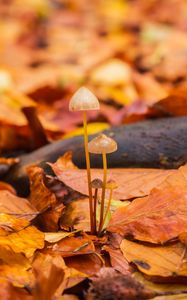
[0,0,187,153]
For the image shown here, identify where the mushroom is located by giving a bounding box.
[69,87,100,233]
[88,134,117,233]
[101,179,118,231]
[91,178,103,233]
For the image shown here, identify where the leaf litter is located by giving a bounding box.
[0,0,187,299]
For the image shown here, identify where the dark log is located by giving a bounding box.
[4,117,187,196]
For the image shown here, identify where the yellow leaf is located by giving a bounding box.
[0,226,44,258]
[62,122,110,139]
[44,231,80,243]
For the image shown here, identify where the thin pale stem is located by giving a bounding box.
[83,111,94,234]
[101,188,113,231]
[93,188,98,234]
[98,152,107,232]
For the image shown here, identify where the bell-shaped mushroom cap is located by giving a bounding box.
[106,179,118,190]
[88,134,117,154]
[69,86,100,111]
[91,178,103,189]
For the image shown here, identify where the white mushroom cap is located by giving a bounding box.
[88,134,117,154]
[69,86,100,111]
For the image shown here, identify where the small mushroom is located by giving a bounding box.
[69,87,100,234]
[88,134,117,233]
[69,86,100,111]
[91,178,103,233]
[101,179,118,231]
[91,178,103,189]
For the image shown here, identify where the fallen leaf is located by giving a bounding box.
[0,246,31,286]
[0,90,36,126]
[60,198,90,232]
[0,280,32,300]
[44,231,80,243]
[0,182,16,194]
[134,271,187,295]
[153,84,187,117]
[90,59,132,86]
[179,233,187,246]
[0,226,44,258]
[65,253,104,276]
[28,166,65,231]
[0,213,29,233]
[32,254,65,300]
[0,190,37,221]
[102,245,131,275]
[33,252,86,292]
[133,72,168,105]
[51,153,173,200]
[62,122,110,139]
[52,234,95,257]
[108,166,187,243]
[120,239,187,278]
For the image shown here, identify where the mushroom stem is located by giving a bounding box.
[99,152,107,232]
[93,188,98,234]
[101,188,113,231]
[83,111,94,234]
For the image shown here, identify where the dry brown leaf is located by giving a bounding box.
[52,234,95,257]
[179,233,187,246]
[120,239,187,278]
[32,254,65,300]
[0,280,32,300]
[0,190,37,221]
[0,182,16,194]
[108,166,187,243]
[65,253,104,276]
[102,245,131,275]
[33,252,86,293]
[133,72,168,105]
[134,272,187,295]
[51,153,173,200]
[28,165,65,231]
[60,197,90,232]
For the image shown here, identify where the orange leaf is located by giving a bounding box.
[120,239,187,277]
[28,166,65,231]
[50,153,173,200]
[52,234,95,257]
[0,226,44,258]
[108,165,187,243]
[0,190,37,221]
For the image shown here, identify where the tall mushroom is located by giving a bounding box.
[88,134,117,233]
[69,87,100,233]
